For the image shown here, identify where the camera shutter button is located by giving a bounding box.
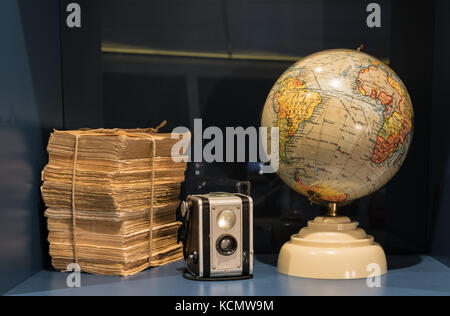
[189,251,198,263]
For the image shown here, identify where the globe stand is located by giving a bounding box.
[277,202,387,279]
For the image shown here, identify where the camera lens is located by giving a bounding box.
[217,210,236,230]
[216,235,237,256]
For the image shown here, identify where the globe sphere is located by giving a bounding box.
[261,49,414,203]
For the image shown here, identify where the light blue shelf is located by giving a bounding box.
[5,255,450,296]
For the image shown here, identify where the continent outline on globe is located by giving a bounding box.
[261,49,414,204]
[356,59,413,165]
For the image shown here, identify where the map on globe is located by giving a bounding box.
[261,49,414,203]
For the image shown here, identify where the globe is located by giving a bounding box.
[261,49,414,204]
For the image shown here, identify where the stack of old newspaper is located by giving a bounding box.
[40,127,189,276]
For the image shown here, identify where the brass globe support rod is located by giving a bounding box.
[326,203,338,217]
[307,193,339,216]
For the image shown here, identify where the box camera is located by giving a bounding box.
[182,193,253,279]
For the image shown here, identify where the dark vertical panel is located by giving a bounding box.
[0,0,63,294]
[385,0,434,253]
[61,0,103,128]
[430,0,450,266]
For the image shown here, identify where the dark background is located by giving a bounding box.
[0,0,63,294]
[0,0,448,294]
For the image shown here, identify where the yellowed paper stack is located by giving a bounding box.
[40,128,189,276]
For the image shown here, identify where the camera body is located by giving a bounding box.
[183,192,253,278]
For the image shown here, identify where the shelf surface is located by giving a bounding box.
[5,255,450,296]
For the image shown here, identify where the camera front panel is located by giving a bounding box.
[209,195,243,277]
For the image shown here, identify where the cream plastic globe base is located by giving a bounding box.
[278,216,387,279]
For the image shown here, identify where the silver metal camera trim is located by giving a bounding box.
[196,196,204,278]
